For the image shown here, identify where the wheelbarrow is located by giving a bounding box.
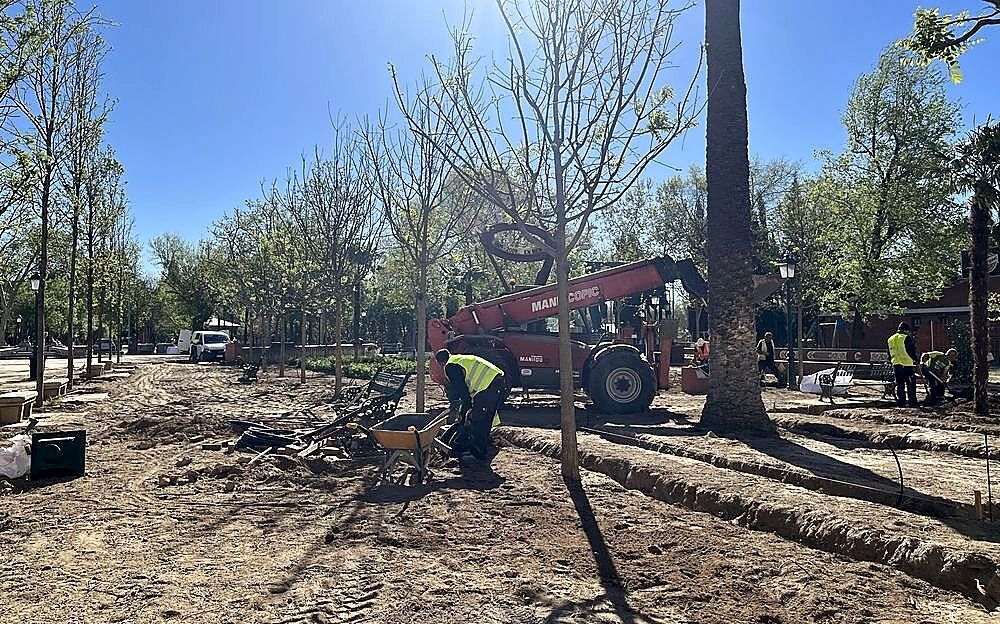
[359,411,450,485]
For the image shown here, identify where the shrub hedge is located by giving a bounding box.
[292,354,423,379]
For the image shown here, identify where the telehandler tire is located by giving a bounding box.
[587,351,656,414]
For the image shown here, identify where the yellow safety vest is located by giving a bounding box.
[887,333,914,367]
[924,351,949,376]
[447,354,503,397]
[448,354,504,428]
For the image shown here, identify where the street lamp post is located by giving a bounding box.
[777,258,797,389]
[15,315,21,343]
[29,273,43,405]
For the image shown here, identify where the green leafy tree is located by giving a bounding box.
[898,1,999,83]
[815,49,964,346]
[901,2,999,414]
[652,166,708,271]
[150,234,219,331]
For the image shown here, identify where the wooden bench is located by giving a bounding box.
[0,390,38,425]
[43,378,70,400]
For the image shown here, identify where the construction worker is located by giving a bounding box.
[756,331,785,387]
[435,349,504,462]
[920,348,959,406]
[887,322,919,407]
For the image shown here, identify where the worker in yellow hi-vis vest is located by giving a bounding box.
[435,349,505,462]
[887,322,919,408]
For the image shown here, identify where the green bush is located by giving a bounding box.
[292,354,424,379]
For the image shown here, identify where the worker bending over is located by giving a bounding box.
[920,348,958,406]
[435,349,504,462]
[887,322,919,408]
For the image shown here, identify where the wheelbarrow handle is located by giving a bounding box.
[345,422,373,436]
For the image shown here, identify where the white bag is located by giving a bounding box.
[799,367,849,396]
[0,434,31,478]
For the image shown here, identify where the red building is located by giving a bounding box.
[823,276,1000,357]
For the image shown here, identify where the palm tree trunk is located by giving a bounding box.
[700,0,772,434]
[970,193,990,415]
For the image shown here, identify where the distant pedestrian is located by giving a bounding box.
[887,322,918,407]
[756,332,784,387]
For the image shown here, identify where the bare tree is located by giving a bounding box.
[392,0,699,478]
[0,1,41,344]
[61,18,108,385]
[9,0,99,404]
[269,127,380,389]
[85,150,123,371]
[363,105,478,413]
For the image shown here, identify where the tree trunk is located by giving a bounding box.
[300,309,307,384]
[335,293,344,396]
[86,212,94,375]
[415,263,428,414]
[36,172,51,407]
[970,192,990,416]
[555,252,580,480]
[97,273,106,363]
[849,307,864,349]
[67,201,79,386]
[353,281,361,359]
[260,311,270,371]
[279,311,286,377]
[700,0,772,434]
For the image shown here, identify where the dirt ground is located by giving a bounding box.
[0,359,997,623]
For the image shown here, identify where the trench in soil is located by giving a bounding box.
[497,426,1000,607]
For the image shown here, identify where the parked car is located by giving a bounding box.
[188,331,230,362]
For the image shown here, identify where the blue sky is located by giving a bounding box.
[96,1,999,268]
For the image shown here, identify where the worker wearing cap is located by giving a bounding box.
[435,349,504,461]
[756,332,784,387]
[920,348,958,406]
[887,322,919,407]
